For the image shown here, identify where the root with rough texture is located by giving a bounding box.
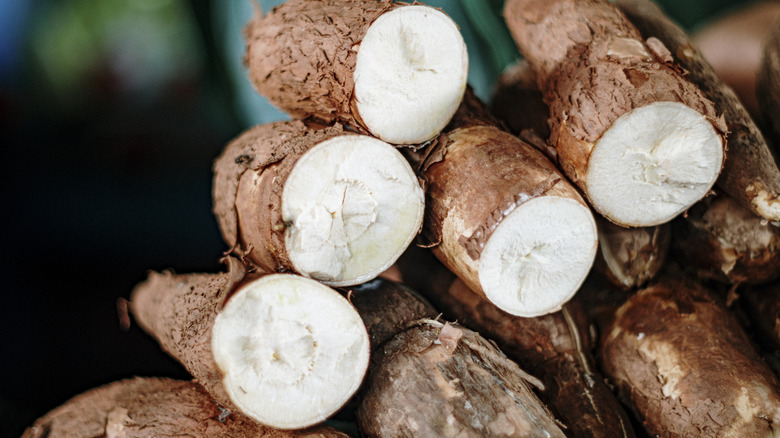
[245,0,468,145]
[129,258,370,430]
[406,253,636,438]
[213,121,424,287]
[596,217,670,289]
[22,377,348,438]
[672,194,780,285]
[356,319,566,438]
[411,93,597,317]
[601,275,780,438]
[504,0,726,227]
[616,0,780,224]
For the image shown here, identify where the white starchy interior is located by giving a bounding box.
[282,134,424,286]
[478,196,598,317]
[586,101,723,226]
[353,5,468,144]
[211,274,370,429]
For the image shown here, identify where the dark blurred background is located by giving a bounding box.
[0,0,762,436]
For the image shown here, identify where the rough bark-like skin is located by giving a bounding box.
[349,277,438,349]
[758,20,780,155]
[672,194,780,285]
[418,268,636,438]
[245,0,397,131]
[357,320,566,437]
[212,121,346,272]
[503,0,726,192]
[491,59,551,140]
[129,257,249,416]
[742,281,780,352]
[601,276,780,437]
[596,217,670,290]
[616,0,780,223]
[22,377,346,438]
[413,96,588,300]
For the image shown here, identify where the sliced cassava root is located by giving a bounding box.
[245,0,468,145]
[129,259,370,430]
[22,377,347,438]
[213,121,424,286]
[601,276,780,437]
[503,0,726,227]
[357,319,566,438]
[615,0,780,224]
[416,97,597,317]
[596,217,670,289]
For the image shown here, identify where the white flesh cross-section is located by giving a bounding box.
[211,274,370,429]
[586,101,723,227]
[282,134,424,286]
[478,196,598,317]
[353,5,468,145]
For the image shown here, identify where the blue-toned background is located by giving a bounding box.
[0,1,764,436]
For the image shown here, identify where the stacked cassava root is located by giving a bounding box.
[25,0,780,436]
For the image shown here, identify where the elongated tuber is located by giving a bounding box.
[672,194,780,285]
[212,121,424,287]
[412,255,635,438]
[245,0,468,145]
[504,0,726,227]
[129,258,370,430]
[22,377,348,438]
[601,275,780,437]
[596,217,670,290]
[413,93,597,317]
[356,319,566,437]
[616,0,780,224]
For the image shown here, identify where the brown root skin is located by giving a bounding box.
[601,275,780,438]
[413,257,635,438]
[503,0,726,220]
[671,194,780,285]
[356,320,565,438]
[758,19,780,155]
[129,257,249,415]
[348,277,438,349]
[596,217,670,290]
[616,0,780,223]
[212,121,346,272]
[413,94,590,305]
[22,377,347,438]
[244,0,396,129]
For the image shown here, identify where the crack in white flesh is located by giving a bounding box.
[586,102,723,226]
[282,135,424,286]
[478,196,598,317]
[353,5,468,144]
[212,274,370,429]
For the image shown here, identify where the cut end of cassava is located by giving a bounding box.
[282,135,424,287]
[478,196,598,317]
[211,274,370,430]
[353,5,468,144]
[586,102,724,226]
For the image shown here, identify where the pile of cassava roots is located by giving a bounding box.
[24,0,780,436]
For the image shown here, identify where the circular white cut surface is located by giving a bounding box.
[211,274,370,429]
[478,196,598,317]
[353,5,468,144]
[282,134,424,287]
[586,101,723,226]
